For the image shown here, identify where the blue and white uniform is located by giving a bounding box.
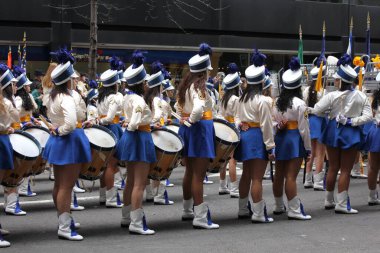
[98,93,124,141]
[365,104,380,152]
[302,87,327,140]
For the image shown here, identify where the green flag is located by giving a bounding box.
[298,38,303,64]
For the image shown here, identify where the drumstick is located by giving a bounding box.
[171,112,191,127]
[39,116,57,136]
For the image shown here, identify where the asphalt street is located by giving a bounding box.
[1,165,380,253]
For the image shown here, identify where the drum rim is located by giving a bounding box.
[83,125,117,151]
[22,125,50,134]
[166,122,180,127]
[213,118,241,145]
[151,128,184,154]
[11,130,42,160]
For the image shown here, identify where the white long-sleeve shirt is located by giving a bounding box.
[97,94,122,125]
[178,84,213,123]
[46,94,77,136]
[219,95,239,121]
[72,90,86,122]
[302,86,324,106]
[87,104,98,122]
[0,98,19,131]
[123,93,152,131]
[273,97,312,151]
[312,90,372,127]
[238,95,275,151]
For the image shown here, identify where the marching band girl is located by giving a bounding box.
[311,54,372,214]
[272,57,312,220]
[0,65,20,248]
[219,63,240,198]
[303,60,327,191]
[43,48,91,240]
[234,51,275,223]
[116,50,156,235]
[97,57,124,208]
[177,43,219,229]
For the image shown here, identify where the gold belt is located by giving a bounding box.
[76,122,83,128]
[243,122,260,128]
[182,110,213,120]
[138,124,151,132]
[225,116,235,123]
[100,115,120,124]
[20,114,31,122]
[286,121,298,130]
[11,122,21,130]
[0,130,8,135]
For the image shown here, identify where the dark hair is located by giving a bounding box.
[177,71,207,107]
[239,84,262,103]
[221,86,240,110]
[276,86,302,113]
[16,87,34,111]
[2,85,15,107]
[128,83,145,97]
[144,85,161,110]
[372,89,380,110]
[50,83,70,101]
[340,81,353,91]
[98,85,117,104]
[307,80,318,107]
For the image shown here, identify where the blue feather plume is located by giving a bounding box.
[289,57,301,71]
[131,50,145,69]
[109,56,119,71]
[12,65,25,78]
[315,55,327,66]
[163,69,172,80]
[50,47,75,65]
[88,80,98,89]
[0,63,9,74]
[251,49,266,67]
[227,63,239,74]
[337,54,352,66]
[118,60,125,71]
[151,61,163,74]
[265,68,270,77]
[198,43,212,56]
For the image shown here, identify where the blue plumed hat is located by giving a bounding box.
[223,63,241,90]
[245,49,266,85]
[336,54,357,83]
[282,57,303,89]
[100,56,120,87]
[206,77,214,90]
[188,43,213,73]
[263,68,273,90]
[0,64,17,90]
[147,61,164,88]
[13,65,32,90]
[50,48,76,86]
[124,50,147,86]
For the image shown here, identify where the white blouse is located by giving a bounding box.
[97,94,122,125]
[46,94,77,136]
[72,90,86,122]
[14,93,37,119]
[87,104,98,122]
[0,98,19,131]
[219,95,239,120]
[123,93,152,131]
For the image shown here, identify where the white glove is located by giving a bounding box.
[336,114,348,125]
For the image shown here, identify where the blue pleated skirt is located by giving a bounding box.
[364,124,380,153]
[115,130,157,163]
[319,119,363,150]
[103,123,123,141]
[0,135,14,170]
[234,128,267,162]
[43,128,92,165]
[178,120,215,159]
[309,114,327,140]
[275,129,306,160]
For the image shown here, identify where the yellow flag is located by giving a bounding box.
[358,68,363,91]
[315,61,324,92]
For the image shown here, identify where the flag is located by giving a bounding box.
[7,46,12,69]
[21,31,27,70]
[17,45,21,67]
[315,61,324,92]
[298,25,303,64]
[358,68,363,91]
[365,12,371,69]
[346,17,353,58]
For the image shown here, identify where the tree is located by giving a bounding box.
[88,0,97,80]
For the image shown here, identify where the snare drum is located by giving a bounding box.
[23,126,50,175]
[149,128,183,180]
[209,119,240,173]
[165,123,180,134]
[81,125,117,180]
[2,131,41,187]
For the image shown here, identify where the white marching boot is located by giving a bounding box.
[287,197,311,220]
[351,162,367,179]
[218,179,229,195]
[129,208,155,235]
[368,190,380,206]
[324,191,335,210]
[313,172,325,191]
[70,192,85,211]
[273,197,286,215]
[5,193,26,216]
[238,197,252,219]
[335,191,358,214]
[165,179,174,187]
[48,166,55,181]
[229,180,240,198]
[114,170,125,190]
[263,163,272,180]
[251,200,274,223]
[73,181,85,194]
[182,199,194,221]
[303,172,313,189]
[203,176,213,185]
[145,184,154,203]
[106,187,123,208]
[120,205,131,228]
[18,178,37,197]
[0,227,10,248]
[192,203,219,229]
[57,212,83,241]
[99,187,106,205]
[154,182,174,205]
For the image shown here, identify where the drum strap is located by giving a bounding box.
[100,115,120,124]
[182,110,213,120]
[138,124,151,132]
[225,116,235,123]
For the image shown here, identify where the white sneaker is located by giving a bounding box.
[0,238,10,248]
[335,191,358,214]
[57,212,83,241]
[49,167,55,181]
[145,184,154,203]
[70,192,85,211]
[351,162,367,179]
[193,203,219,229]
[18,178,37,197]
[165,179,174,187]
[73,183,85,194]
[129,208,155,235]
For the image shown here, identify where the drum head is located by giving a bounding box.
[38,120,49,130]
[166,124,180,134]
[10,131,41,159]
[213,120,240,144]
[152,129,183,154]
[23,127,50,148]
[84,126,116,151]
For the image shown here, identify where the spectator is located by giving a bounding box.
[31,69,44,91]
[31,84,43,116]
[77,73,88,97]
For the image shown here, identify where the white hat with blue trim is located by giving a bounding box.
[245,49,267,85]
[162,80,175,92]
[336,54,357,83]
[223,63,241,90]
[87,80,99,101]
[50,48,76,86]
[100,56,121,87]
[282,57,303,89]
[12,66,32,90]
[0,65,17,90]
[147,61,164,88]
[206,77,214,90]
[310,56,327,81]
[124,50,147,87]
[188,43,213,73]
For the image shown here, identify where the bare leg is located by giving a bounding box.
[123,166,135,206]
[182,158,193,201]
[325,146,341,192]
[338,148,358,193]
[128,162,150,210]
[368,152,380,190]
[284,158,303,200]
[273,161,285,198]
[250,159,268,203]
[239,162,251,199]
[191,158,209,205]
